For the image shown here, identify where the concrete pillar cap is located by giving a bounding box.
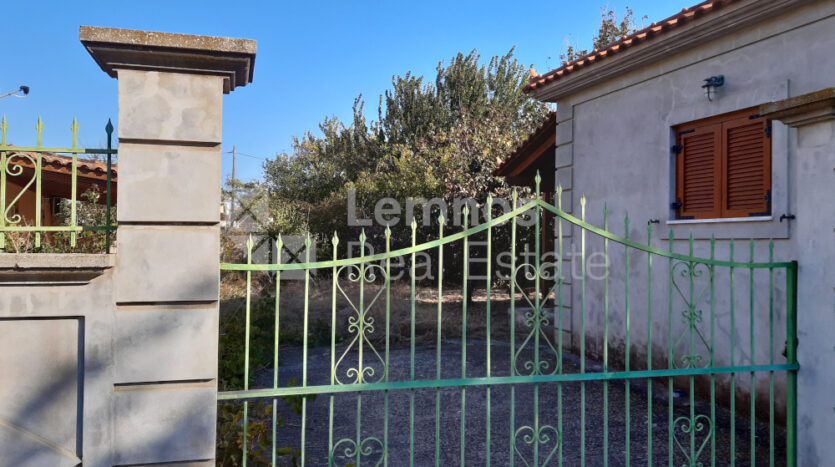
[759,88,835,127]
[80,26,256,93]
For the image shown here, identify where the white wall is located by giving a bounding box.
[550,1,835,463]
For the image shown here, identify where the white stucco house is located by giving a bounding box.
[498,0,835,463]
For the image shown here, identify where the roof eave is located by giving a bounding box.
[528,0,807,102]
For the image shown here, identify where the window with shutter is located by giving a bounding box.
[674,108,771,219]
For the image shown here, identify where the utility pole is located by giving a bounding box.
[230,145,236,230]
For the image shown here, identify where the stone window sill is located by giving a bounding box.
[661,216,788,241]
[667,216,773,225]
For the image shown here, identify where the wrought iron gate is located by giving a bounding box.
[219,175,798,466]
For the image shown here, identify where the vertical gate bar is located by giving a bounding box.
[749,240,755,466]
[384,226,392,466]
[356,392,363,467]
[557,187,564,467]
[301,235,311,466]
[768,241,774,467]
[785,261,797,467]
[646,222,653,467]
[667,230,673,467]
[105,120,113,253]
[329,234,338,467]
[729,239,736,467]
[710,236,716,467]
[35,153,43,247]
[71,119,81,246]
[460,206,470,467]
[688,235,695,467]
[602,205,609,467]
[580,196,587,466]
[357,232,366,467]
[35,118,43,247]
[509,189,517,467]
[0,116,7,250]
[273,236,283,466]
[486,196,493,467]
[534,179,541,467]
[242,236,253,465]
[410,220,417,467]
[624,214,631,467]
[436,214,445,467]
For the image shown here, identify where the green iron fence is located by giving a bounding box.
[219,173,798,466]
[0,116,117,253]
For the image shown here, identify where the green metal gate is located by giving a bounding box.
[219,175,798,466]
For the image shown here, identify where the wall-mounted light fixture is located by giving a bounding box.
[702,75,724,102]
[0,85,30,100]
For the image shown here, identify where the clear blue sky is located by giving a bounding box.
[1,0,689,182]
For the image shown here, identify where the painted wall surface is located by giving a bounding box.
[551,1,835,462]
[0,66,224,466]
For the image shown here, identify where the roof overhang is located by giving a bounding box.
[80,26,256,94]
[527,0,808,102]
[494,113,556,189]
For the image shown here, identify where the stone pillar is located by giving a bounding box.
[81,26,255,465]
[761,89,835,464]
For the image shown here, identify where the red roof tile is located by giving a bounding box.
[524,0,741,94]
[6,150,117,181]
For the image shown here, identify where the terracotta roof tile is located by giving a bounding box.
[6,149,117,180]
[525,0,740,93]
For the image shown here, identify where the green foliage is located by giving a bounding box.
[5,186,116,253]
[217,289,325,466]
[561,5,647,63]
[262,48,548,261]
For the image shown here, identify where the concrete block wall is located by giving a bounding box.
[0,27,255,466]
[110,68,223,465]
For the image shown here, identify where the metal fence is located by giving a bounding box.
[0,116,117,252]
[219,174,798,466]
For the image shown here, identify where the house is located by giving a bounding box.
[500,0,834,462]
[3,151,117,227]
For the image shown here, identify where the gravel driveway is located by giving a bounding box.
[250,339,784,466]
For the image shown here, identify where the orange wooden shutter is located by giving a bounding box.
[677,123,721,219]
[721,115,771,217]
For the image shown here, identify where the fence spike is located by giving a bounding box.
[246,235,254,255]
[36,116,44,147]
[277,233,284,249]
[411,217,417,231]
[385,223,391,238]
[534,170,541,197]
[305,233,312,247]
[438,212,445,225]
[71,118,79,149]
[105,118,114,135]
[0,115,7,145]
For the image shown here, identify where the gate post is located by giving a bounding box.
[80,27,255,465]
[761,89,835,465]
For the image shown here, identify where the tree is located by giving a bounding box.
[262,48,548,261]
[560,6,647,63]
